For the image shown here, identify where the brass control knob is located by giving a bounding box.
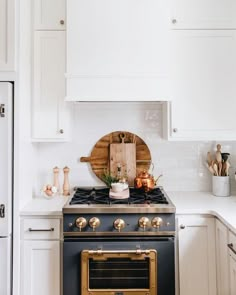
[151,217,163,228]
[89,217,101,231]
[138,217,150,230]
[75,217,87,231]
[113,218,125,232]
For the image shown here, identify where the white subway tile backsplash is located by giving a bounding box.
[34,102,236,195]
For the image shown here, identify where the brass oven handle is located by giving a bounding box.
[29,228,54,232]
[88,249,151,255]
[228,243,236,255]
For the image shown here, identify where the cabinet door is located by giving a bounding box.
[229,253,236,295]
[170,0,236,29]
[229,231,236,295]
[178,216,216,295]
[215,219,230,295]
[0,0,15,71]
[167,30,236,140]
[32,31,69,141]
[21,241,60,295]
[34,0,66,30]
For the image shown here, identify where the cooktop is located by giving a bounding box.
[63,186,176,214]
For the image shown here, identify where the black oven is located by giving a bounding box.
[63,187,176,295]
[63,235,175,295]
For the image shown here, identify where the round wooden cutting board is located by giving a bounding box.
[80,131,151,183]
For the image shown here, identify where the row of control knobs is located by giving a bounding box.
[72,216,165,232]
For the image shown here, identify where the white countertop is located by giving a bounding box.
[168,191,236,233]
[20,191,236,233]
[20,195,69,216]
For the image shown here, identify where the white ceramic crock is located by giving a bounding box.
[212,176,230,197]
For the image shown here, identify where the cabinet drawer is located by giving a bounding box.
[22,218,60,240]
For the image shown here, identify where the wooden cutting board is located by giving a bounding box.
[109,133,136,186]
[80,131,151,184]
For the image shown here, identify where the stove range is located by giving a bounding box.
[63,186,176,295]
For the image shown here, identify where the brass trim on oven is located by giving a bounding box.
[64,230,175,237]
[81,249,157,295]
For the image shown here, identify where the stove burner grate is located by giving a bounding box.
[70,187,168,205]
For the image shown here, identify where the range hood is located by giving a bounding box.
[65,0,170,101]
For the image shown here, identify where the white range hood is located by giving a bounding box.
[66,0,170,101]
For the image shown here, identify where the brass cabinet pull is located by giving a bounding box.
[88,249,151,255]
[228,243,236,255]
[28,228,54,232]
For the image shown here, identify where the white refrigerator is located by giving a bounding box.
[0,82,13,295]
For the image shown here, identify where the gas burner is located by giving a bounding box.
[70,188,110,205]
[70,187,168,205]
[129,188,168,205]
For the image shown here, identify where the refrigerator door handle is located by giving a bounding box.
[0,204,5,218]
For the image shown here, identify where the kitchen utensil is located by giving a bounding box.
[213,163,219,176]
[207,152,212,166]
[205,163,215,175]
[221,153,230,163]
[109,133,136,186]
[218,161,222,176]
[221,161,227,176]
[215,145,222,164]
[216,144,221,153]
[80,131,151,183]
[225,161,230,176]
[134,170,156,192]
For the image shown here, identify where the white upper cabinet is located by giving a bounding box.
[32,31,68,140]
[170,0,236,29]
[165,30,236,140]
[66,0,170,101]
[34,0,66,30]
[0,0,15,71]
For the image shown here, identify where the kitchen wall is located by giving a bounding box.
[33,102,236,196]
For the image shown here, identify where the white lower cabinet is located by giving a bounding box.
[229,231,236,295]
[20,218,61,295]
[177,215,216,295]
[215,219,230,295]
[22,241,60,295]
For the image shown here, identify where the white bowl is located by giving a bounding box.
[111,182,128,193]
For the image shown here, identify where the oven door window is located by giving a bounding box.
[81,249,157,295]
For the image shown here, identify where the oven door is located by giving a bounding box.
[81,249,156,295]
[63,236,175,295]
